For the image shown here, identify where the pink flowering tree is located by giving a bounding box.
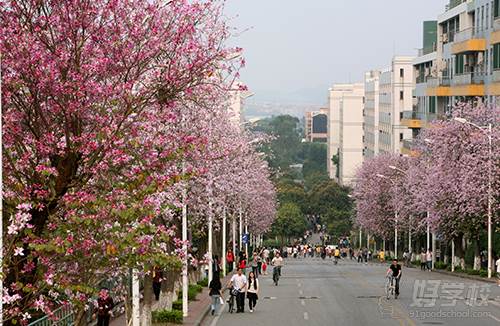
[0,0,248,323]
[409,103,500,268]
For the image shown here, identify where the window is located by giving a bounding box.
[495,0,500,18]
[399,133,404,141]
[429,96,436,114]
[482,6,485,31]
[487,4,490,30]
[400,68,404,78]
[455,54,465,74]
[400,91,404,100]
[494,43,500,69]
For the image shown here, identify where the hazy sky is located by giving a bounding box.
[224,0,448,106]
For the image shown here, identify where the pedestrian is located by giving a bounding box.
[229,268,247,313]
[213,255,221,275]
[262,260,268,275]
[426,250,432,271]
[263,247,270,264]
[226,249,235,272]
[251,252,259,277]
[247,271,259,312]
[209,274,223,315]
[152,267,162,301]
[419,249,425,270]
[496,256,500,286]
[257,252,263,275]
[239,254,247,274]
[94,287,114,326]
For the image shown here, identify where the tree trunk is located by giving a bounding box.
[159,270,178,310]
[141,274,153,326]
[473,238,481,270]
[453,234,466,269]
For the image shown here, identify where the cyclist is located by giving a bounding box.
[386,259,402,299]
[228,268,247,313]
[271,252,284,285]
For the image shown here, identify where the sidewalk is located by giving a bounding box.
[110,274,232,326]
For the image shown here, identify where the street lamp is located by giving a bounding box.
[388,165,413,256]
[376,174,398,259]
[454,117,493,278]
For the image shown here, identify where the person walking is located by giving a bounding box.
[251,252,259,277]
[247,271,259,312]
[209,274,223,315]
[94,287,114,326]
[226,249,235,272]
[420,249,426,270]
[229,268,247,313]
[426,250,433,271]
[152,267,162,301]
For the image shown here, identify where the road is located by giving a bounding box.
[203,257,500,326]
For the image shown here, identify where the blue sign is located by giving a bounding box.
[242,233,249,244]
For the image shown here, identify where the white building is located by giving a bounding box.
[327,83,365,186]
[378,56,415,154]
[363,71,380,158]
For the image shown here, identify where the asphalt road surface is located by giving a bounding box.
[203,257,500,326]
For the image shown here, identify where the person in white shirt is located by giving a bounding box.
[496,257,500,286]
[263,248,270,264]
[246,271,259,312]
[229,268,247,313]
[426,250,433,271]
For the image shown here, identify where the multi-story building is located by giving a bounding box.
[363,57,414,158]
[363,71,380,158]
[305,108,328,142]
[327,84,364,186]
[410,0,500,153]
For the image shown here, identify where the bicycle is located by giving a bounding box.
[227,288,238,313]
[273,266,281,286]
[385,275,396,300]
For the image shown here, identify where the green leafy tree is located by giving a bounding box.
[272,202,307,244]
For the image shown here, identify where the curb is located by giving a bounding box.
[196,274,232,326]
[432,269,497,284]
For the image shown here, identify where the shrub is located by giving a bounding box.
[172,300,182,311]
[479,270,488,278]
[190,284,203,293]
[152,309,183,324]
[466,269,481,276]
[197,278,208,287]
[179,285,199,301]
[434,261,448,270]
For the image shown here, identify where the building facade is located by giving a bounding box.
[327,84,365,186]
[305,108,328,142]
[363,71,380,158]
[409,0,500,153]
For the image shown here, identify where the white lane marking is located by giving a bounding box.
[297,282,302,287]
[303,312,309,320]
[489,314,500,323]
[301,299,305,306]
[299,289,303,295]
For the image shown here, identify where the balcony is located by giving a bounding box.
[452,28,486,54]
[450,72,485,96]
[426,77,452,97]
[401,139,419,157]
[401,111,423,129]
[490,69,500,95]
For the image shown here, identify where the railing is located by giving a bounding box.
[417,43,438,57]
[453,72,485,85]
[28,306,74,326]
[427,76,451,87]
[493,69,500,82]
[402,139,414,151]
[402,111,424,120]
[454,27,475,43]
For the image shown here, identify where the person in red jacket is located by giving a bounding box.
[226,249,235,272]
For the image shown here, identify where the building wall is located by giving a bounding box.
[363,71,380,159]
[339,84,365,186]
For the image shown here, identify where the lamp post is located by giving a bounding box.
[222,207,227,277]
[454,117,493,278]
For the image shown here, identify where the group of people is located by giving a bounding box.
[209,248,284,315]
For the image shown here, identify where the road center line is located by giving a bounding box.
[303,312,309,320]
[301,299,305,306]
[299,289,303,295]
